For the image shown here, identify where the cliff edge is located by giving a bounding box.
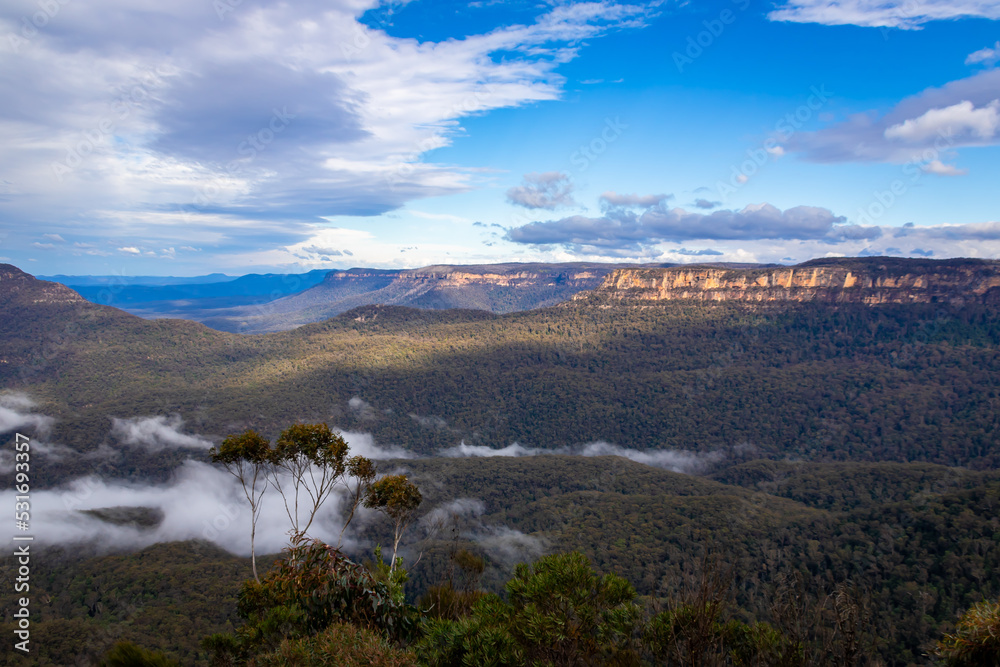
[581,257,1000,305]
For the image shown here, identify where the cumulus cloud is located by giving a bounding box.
[890,221,1000,240]
[920,159,968,176]
[0,0,654,267]
[967,41,1000,66]
[789,69,1000,166]
[111,415,213,451]
[599,191,669,208]
[884,100,1000,144]
[506,172,576,210]
[507,201,877,251]
[672,247,724,256]
[768,0,1000,28]
[693,198,720,209]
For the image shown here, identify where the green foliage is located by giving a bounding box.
[415,551,644,667]
[13,295,1000,488]
[211,429,272,466]
[365,474,423,571]
[274,423,349,472]
[646,608,803,666]
[99,641,181,667]
[936,599,1000,666]
[366,474,424,525]
[0,541,249,665]
[252,622,418,666]
[203,536,416,666]
[418,583,487,622]
[267,423,372,538]
[370,544,411,605]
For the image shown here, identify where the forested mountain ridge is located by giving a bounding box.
[3,260,1000,664]
[2,260,1000,487]
[584,257,1000,305]
[201,262,660,333]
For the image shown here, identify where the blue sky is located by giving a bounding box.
[1,0,999,275]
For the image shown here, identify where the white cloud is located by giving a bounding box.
[507,172,577,210]
[420,497,486,532]
[0,392,54,435]
[920,159,968,176]
[884,100,1000,143]
[440,442,549,457]
[111,415,213,451]
[768,0,1000,28]
[967,41,1000,66]
[600,191,669,208]
[440,440,725,474]
[475,526,547,566]
[789,69,1000,165]
[579,441,723,474]
[339,430,416,460]
[0,461,363,555]
[0,0,654,266]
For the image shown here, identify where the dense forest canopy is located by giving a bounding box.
[1,259,999,664]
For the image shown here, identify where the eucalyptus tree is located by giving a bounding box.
[363,473,423,572]
[270,423,360,539]
[210,429,272,581]
[213,423,378,569]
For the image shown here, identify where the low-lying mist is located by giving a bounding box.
[440,440,723,474]
[1,392,725,561]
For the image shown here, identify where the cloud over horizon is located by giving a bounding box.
[507,172,577,210]
[507,200,878,251]
[0,0,655,271]
[788,69,1000,169]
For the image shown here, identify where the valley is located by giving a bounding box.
[1,256,999,665]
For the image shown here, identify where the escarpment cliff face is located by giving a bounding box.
[202,263,649,332]
[583,258,1000,305]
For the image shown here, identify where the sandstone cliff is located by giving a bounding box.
[203,263,648,332]
[582,258,1000,306]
